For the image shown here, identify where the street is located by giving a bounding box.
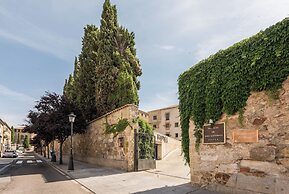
[0,152,91,194]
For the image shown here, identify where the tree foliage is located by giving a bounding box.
[24,92,87,163]
[64,0,141,120]
[23,135,29,148]
[178,18,289,164]
[11,126,15,144]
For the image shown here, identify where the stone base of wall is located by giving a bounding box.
[203,173,289,194]
[73,155,128,171]
[138,159,156,171]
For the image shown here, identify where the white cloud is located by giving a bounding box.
[139,90,178,112]
[158,45,176,51]
[0,113,26,128]
[0,7,78,61]
[192,0,289,61]
[0,84,35,103]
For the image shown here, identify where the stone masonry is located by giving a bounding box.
[190,76,289,194]
[62,104,139,171]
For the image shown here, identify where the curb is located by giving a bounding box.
[35,153,95,194]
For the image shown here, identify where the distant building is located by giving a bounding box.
[148,105,181,141]
[138,109,149,122]
[14,126,35,148]
[0,119,12,154]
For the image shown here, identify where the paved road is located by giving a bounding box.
[0,152,92,194]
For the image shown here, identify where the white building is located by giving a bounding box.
[0,119,12,154]
[148,105,181,141]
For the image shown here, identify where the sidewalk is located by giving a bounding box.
[37,153,219,194]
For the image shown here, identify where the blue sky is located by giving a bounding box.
[0,0,288,127]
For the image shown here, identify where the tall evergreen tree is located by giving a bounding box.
[11,126,15,144]
[23,135,29,148]
[95,0,142,116]
[63,74,74,101]
[64,0,142,120]
[77,25,99,120]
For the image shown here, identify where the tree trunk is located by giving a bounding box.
[47,145,50,159]
[59,141,63,164]
[44,146,46,158]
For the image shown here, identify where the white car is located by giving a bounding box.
[2,150,18,158]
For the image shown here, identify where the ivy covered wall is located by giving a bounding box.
[178,18,289,163]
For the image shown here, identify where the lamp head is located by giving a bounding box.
[69,113,76,123]
[209,119,214,125]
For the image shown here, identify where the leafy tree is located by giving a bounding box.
[17,133,20,145]
[23,135,29,148]
[11,126,15,144]
[25,92,87,164]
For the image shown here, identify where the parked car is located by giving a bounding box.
[17,146,25,153]
[2,150,18,158]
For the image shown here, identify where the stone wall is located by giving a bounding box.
[61,104,139,171]
[190,76,289,194]
[155,132,181,159]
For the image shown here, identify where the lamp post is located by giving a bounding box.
[68,113,76,170]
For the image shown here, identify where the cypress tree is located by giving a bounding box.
[63,74,74,101]
[64,0,142,120]
[77,25,99,120]
[96,0,142,116]
[11,126,15,144]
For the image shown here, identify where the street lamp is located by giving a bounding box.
[68,113,76,170]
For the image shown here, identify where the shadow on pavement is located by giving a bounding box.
[133,183,219,194]
[37,152,126,180]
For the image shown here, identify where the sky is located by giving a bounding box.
[0,0,288,127]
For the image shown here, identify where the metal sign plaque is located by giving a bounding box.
[232,129,258,143]
[203,123,226,144]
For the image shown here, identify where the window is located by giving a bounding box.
[118,137,124,147]
[153,125,157,129]
[153,115,157,120]
[175,122,179,127]
[165,113,170,120]
[166,133,170,137]
[175,133,178,138]
[165,123,170,129]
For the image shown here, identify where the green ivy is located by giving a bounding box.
[104,118,132,137]
[178,18,289,164]
[137,118,154,159]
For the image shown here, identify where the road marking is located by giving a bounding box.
[36,160,42,163]
[27,160,33,164]
[16,161,23,164]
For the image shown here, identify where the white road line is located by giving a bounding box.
[27,160,33,164]
[36,160,42,163]
[16,161,23,164]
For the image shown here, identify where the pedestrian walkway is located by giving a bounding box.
[36,153,219,194]
[148,148,190,180]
